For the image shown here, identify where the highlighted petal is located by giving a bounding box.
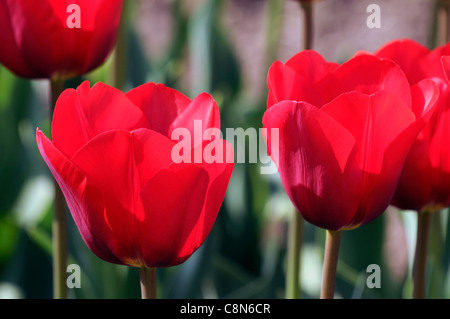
[321,91,415,174]
[410,78,440,121]
[69,128,176,265]
[138,166,209,267]
[169,92,221,141]
[267,51,338,107]
[126,82,191,137]
[375,39,430,84]
[52,81,149,158]
[138,141,234,267]
[36,129,122,265]
[318,55,412,107]
[285,50,339,83]
[70,129,175,217]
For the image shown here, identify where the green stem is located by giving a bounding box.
[300,2,313,50]
[264,0,283,67]
[412,209,433,299]
[285,209,304,299]
[320,230,342,299]
[434,0,450,47]
[139,267,157,299]
[445,0,450,43]
[284,0,314,300]
[50,78,68,299]
[111,0,129,89]
[428,210,444,298]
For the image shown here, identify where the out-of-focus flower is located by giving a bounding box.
[0,0,123,80]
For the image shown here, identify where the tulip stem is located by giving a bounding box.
[283,0,313,300]
[320,229,342,299]
[412,209,432,299]
[139,267,157,299]
[286,209,304,298]
[50,78,68,299]
[445,1,450,43]
[300,1,313,50]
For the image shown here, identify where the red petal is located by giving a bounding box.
[267,51,338,108]
[361,116,428,224]
[285,50,339,83]
[317,55,412,107]
[138,167,209,267]
[422,42,450,79]
[126,82,191,137]
[52,81,149,158]
[139,141,234,267]
[0,1,35,77]
[375,39,430,84]
[69,129,176,265]
[0,0,62,78]
[169,93,221,147]
[392,138,432,211]
[263,100,361,230]
[393,81,450,211]
[410,79,440,121]
[322,91,415,174]
[69,0,123,75]
[0,0,122,79]
[441,56,450,82]
[429,94,450,179]
[322,91,421,225]
[36,129,122,265]
[70,129,174,216]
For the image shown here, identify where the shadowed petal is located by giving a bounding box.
[263,100,361,230]
[126,82,191,137]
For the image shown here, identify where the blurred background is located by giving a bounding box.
[1,0,450,299]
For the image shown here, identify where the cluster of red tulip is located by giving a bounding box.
[264,42,450,230]
[1,0,449,300]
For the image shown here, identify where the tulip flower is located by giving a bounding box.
[375,39,450,298]
[36,81,234,298]
[0,0,123,80]
[375,39,450,213]
[263,50,439,298]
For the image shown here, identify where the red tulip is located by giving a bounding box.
[263,51,439,230]
[376,39,450,212]
[0,0,123,80]
[36,81,234,267]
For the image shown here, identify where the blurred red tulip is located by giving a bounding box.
[0,0,123,80]
[376,39,450,212]
[263,51,439,230]
[36,81,234,268]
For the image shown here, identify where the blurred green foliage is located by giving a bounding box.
[0,0,450,299]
